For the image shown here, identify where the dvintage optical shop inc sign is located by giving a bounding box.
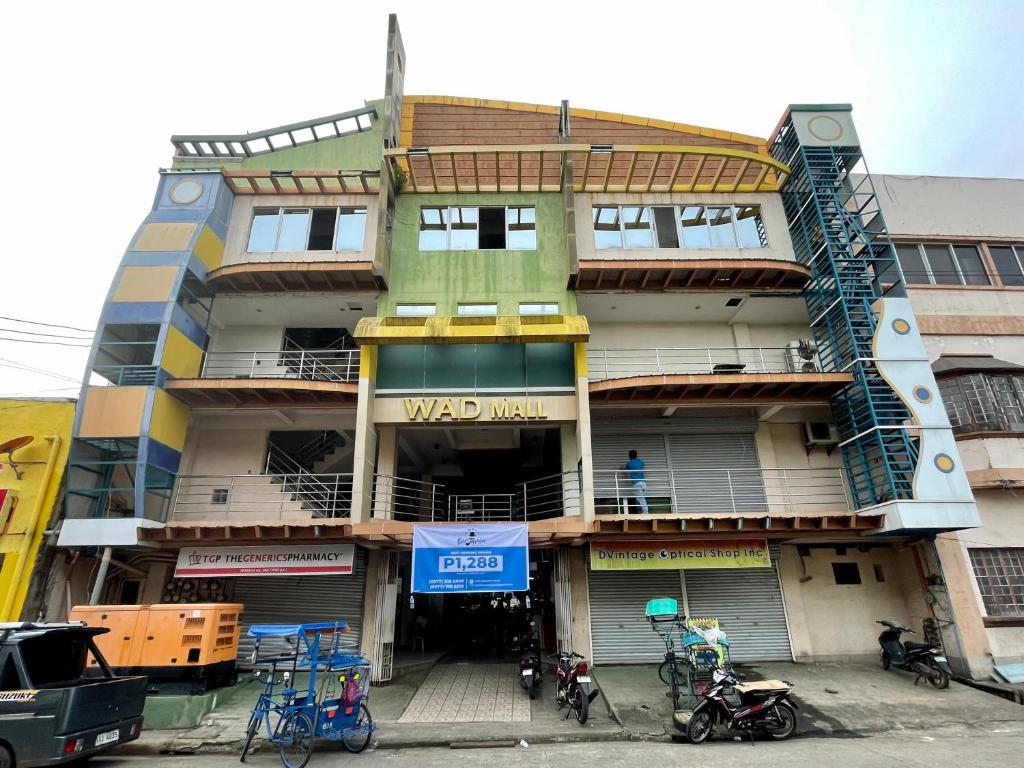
[590,540,771,571]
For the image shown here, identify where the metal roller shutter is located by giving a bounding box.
[667,434,766,513]
[683,549,792,662]
[591,433,670,504]
[588,567,683,664]
[234,548,367,665]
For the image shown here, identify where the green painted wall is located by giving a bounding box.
[380,192,575,316]
[171,100,384,172]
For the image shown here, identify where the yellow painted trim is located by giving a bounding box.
[192,225,225,271]
[112,265,179,303]
[354,315,590,345]
[403,96,767,146]
[574,343,588,378]
[78,387,147,439]
[132,222,197,252]
[149,389,190,452]
[161,325,203,379]
[359,344,378,384]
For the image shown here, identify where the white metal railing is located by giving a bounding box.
[171,473,353,521]
[592,467,850,515]
[200,348,360,382]
[372,471,581,522]
[587,347,816,380]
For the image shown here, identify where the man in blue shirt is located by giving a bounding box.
[623,449,648,514]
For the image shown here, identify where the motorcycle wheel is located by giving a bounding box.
[928,666,950,690]
[572,688,590,724]
[687,711,713,744]
[767,702,797,740]
[881,650,891,670]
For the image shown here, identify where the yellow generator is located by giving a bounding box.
[70,603,242,694]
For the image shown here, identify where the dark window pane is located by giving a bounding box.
[896,244,928,283]
[307,208,337,250]
[924,244,960,285]
[953,245,989,285]
[479,207,506,249]
[653,206,679,248]
[832,562,862,585]
[991,246,1024,286]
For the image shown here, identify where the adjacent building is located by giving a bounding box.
[52,15,1015,684]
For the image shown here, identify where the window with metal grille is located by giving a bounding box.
[969,549,1024,616]
[938,374,1024,433]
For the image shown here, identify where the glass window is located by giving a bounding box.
[396,304,436,317]
[653,206,679,248]
[457,303,497,316]
[336,208,367,250]
[247,209,279,252]
[507,207,537,250]
[991,246,1024,286]
[449,207,479,250]
[707,207,737,248]
[519,303,559,315]
[419,207,448,250]
[479,207,506,249]
[969,549,1024,616]
[307,208,337,251]
[680,206,712,248]
[924,244,960,285]
[953,245,989,285]
[621,206,654,248]
[593,206,623,249]
[277,209,311,252]
[734,205,767,248]
[895,244,928,283]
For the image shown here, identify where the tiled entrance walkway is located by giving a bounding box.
[398,663,531,723]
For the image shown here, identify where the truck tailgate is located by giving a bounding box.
[53,676,147,735]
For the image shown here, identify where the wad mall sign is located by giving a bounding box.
[373,394,577,423]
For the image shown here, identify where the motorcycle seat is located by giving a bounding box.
[904,641,933,652]
[734,679,790,694]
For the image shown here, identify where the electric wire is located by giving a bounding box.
[0,326,93,340]
[0,336,92,348]
[0,315,94,333]
[0,360,81,384]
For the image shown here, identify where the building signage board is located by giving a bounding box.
[174,544,355,577]
[373,395,577,424]
[590,539,770,571]
[412,523,529,593]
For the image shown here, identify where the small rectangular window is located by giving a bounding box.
[247,209,279,252]
[336,208,367,251]
[873,564,886,583]
[479,207,506,249]
[990,246,1024,286]
[680,206,712,248]
[896,244,928,283]
[735,206,767,248]
[621,206,654,248]
[832,562,862,585]
[419,207,448,250]
[211,488,229,504]
[519,303,559,315]
[396,304,436,317]
[924,244,960,285]
[449,207,479,250]
[953,245,989,285]
[307,208,337,251]
[593,206,623,249]
[653,207,679,248]
[277,209,311,252]
[507,207,537,250]
[707,206,737,248]
[457,303,498,316]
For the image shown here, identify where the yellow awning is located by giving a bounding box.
[354,314,590,345]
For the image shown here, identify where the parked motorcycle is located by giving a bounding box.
[876,620,951,689]
[676,666,798,744]
[552,650,599,724]
[518,621,542,699]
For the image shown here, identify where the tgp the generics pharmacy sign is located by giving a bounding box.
[174,544,355,577]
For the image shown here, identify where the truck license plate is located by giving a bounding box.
[95,730,120,747]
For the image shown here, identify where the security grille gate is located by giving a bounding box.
[683,548,793,662]
[552,549,574,651]
[588,569,684,664]
[234,548,367,665]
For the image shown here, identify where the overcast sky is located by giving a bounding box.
[1,0,1021,397]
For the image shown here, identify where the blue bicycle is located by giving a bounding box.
[239,622,376,768]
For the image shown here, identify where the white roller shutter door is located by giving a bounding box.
[234,548,367,664]
[588,567,683,664]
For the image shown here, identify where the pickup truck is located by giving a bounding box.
[0,622,146,767]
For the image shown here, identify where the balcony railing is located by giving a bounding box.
[587,347,817,380]
[593,467,850,515]
[200,349,360,382]
[372,471,581,522]
[171,473,353,521]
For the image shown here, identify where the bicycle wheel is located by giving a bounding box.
[240,709,260,763]
[277,710,314,768]
[342,701,374,754]
[658,660,672,686]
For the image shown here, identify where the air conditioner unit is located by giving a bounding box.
[804,421,840,446]
[787,338,820,373]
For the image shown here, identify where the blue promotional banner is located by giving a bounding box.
[412,523,529,593]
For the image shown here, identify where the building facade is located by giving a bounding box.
[54,16,1000,682]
